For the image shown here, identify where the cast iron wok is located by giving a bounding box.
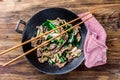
[15,8,87,75]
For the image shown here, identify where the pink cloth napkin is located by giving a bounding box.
[78,12,108,68]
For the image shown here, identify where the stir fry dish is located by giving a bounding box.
[31,18,82,68]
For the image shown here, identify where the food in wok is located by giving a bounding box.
[31,18,82,68]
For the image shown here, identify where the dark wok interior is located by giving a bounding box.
[22,8,87,75]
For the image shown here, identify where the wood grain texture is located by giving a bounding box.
[0,0,120,80]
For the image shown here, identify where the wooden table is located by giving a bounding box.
[0,0,120,80]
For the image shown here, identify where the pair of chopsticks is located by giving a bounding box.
[1,4,120,67]
[2,14,93,67]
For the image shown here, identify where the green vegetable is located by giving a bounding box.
[62,57,67,61]
[65,24,76,46]
[51,39,58,43]
[56,53,59,59]
[58,38,64,45]
[42,20,56,30]
[46,35,53,40]
[47,20,53,22]
[66,29,80,47]
[67,24,72,33]
[36,29,40,36]
[48,59,55,65]
[42,20,49,27]
[59,56,65,63]
[73,36,80,47]
[49,21,56,29]
[62,52,67,61]
[57,54,65,63]
[68,34,74,43]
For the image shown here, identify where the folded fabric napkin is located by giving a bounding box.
[78,12,108,68]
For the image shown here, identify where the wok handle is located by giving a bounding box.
[15,20,26,34]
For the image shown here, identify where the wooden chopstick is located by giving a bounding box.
[2,16,93,67]
[0,12,91,56]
